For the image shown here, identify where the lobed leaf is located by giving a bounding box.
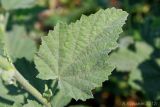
[35,8,128,100]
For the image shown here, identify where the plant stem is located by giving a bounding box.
[14,70,51,107]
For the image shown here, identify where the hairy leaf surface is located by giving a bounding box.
[35,8,128,100]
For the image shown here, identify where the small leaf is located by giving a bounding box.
[119,36,134,48]
[135,42,153,58]
[43,84,53,101]
[35,8,128,100]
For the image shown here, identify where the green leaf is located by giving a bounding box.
[51,90,72,107]
[0,14,8,55]
[0,79,25,104]
[135,42,153,58]
[119,36,134,49]
[1,0,36,10]
[23,100,42,107]
[35,8,128,100]
[50,80,71,107]
[109,42,153,71]
[111,40,159,100]
[109,48,140,71]
[5,26,37,62]
[43,84,53,101]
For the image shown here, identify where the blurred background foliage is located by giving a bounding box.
[0,0,160,107]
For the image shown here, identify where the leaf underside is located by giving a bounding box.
[35,8,128,100]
